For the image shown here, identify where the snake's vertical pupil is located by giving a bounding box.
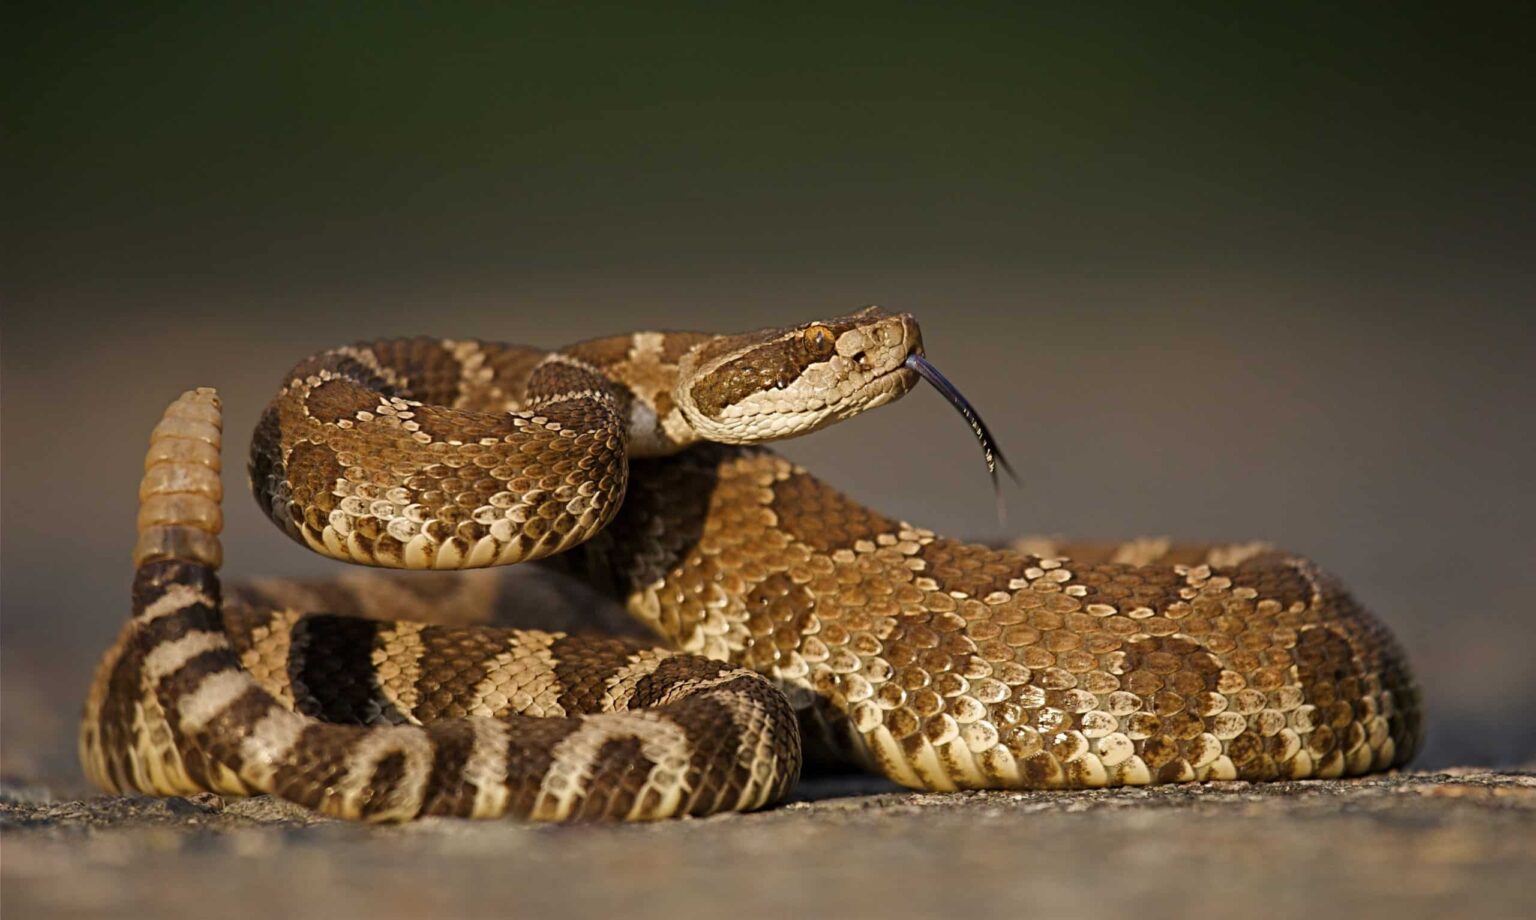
[802,324,835,356]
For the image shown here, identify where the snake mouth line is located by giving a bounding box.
[904,353,1019,494]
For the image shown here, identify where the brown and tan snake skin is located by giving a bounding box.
[81,308,1422,822]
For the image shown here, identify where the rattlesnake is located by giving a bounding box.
[81,308,1421,821]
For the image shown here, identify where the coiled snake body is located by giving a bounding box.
[81,309,1421,821]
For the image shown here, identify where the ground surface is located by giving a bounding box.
[3,769,1532,920]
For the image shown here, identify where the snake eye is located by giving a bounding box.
[802,324,835,356]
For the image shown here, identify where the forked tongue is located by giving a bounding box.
[904,353,1020,522]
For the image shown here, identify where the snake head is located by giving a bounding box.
[675,306,924,444]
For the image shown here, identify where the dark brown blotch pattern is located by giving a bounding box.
[418,721,479,816]
[282,441,345,523]
[769,471,898,553]
[549,634,653,714]
[410,625,518,720]
[914,539,1033,600]
[570,735,652,821]
[363,338,465,406]
[304,377,384,425]
[287,614,406,725]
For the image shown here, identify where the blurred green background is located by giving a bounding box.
[4,4,1532,786]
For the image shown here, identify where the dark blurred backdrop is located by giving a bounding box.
[4,4,1533,787]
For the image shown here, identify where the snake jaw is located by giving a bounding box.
[680,361,921,444]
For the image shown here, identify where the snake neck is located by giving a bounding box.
[552,332,713,458]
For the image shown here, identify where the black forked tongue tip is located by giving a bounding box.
[903,354,1020,516]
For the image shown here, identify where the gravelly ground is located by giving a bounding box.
[3,769,1532,920]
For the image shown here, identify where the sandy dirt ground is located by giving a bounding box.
[3,769,1532,920]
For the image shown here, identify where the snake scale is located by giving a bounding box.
[81,308,1421,821]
